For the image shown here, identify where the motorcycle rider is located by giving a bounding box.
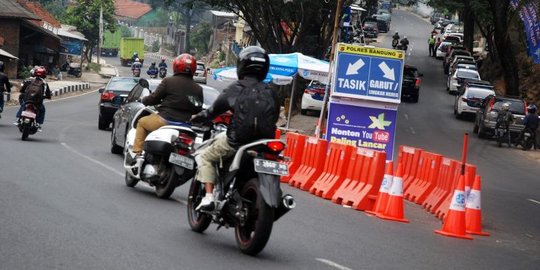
[132,53,203,159]
[132,58,142,77]
[515,104,539,149]
[132,52,139,63]
[0,61,12,119]
[190,46,280,211]
[16,67,51,131]
[392,32,400,48]
[159,58,168,69]
[400,36,410,52]
[146,62,158,77]
[494,102,514,139]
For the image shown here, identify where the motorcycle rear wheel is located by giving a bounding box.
[235,178,274,256]
[187,180,211,233]
[21,124,30,141]
[523,139,533,150]
[154,166,178,199]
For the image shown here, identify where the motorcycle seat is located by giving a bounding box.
[165,120,191,127]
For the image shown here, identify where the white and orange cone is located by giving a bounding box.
[377,163,409,223]
[435,174,473,240]
[465,175,490,236]
[366,161,394,216]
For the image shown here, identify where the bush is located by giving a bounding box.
[87,63,101,73]
[151,40,160,52]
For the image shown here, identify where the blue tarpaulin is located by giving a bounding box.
[511,0,540,64]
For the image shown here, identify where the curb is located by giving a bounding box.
[50,82,91,97]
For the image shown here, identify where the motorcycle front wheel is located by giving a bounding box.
[187,179,211,233]
[235,178,275,256]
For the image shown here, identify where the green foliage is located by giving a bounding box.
[40,0,67,21]
[152,40,160,52]
[87,62,101,73]
[120,25,132,37]
[135,9,170,27]
[190,22,212,57]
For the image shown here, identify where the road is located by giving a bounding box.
[0,9,538,270]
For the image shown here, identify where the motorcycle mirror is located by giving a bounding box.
[98,87,105,93]
[138,78,149,88]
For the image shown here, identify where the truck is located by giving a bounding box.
[119,38,145,66]
[101,30,122,57]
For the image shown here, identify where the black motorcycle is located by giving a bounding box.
[494,123,512,147]
[392,38,399,49]
[516,128,537,150]
[67,65,81,78]
[187,136,295,255]
[18,103,39,140]
[159,67,167,79]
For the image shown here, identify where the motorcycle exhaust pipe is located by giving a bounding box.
[282,194,296,209]
[274,194,295,221]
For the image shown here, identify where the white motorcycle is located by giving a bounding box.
[123,106,206,199]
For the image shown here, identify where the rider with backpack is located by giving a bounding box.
[190,46,280,210]
[132,53,203,158]
[16,67,51,131]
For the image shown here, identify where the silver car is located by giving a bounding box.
[193,62,207,84]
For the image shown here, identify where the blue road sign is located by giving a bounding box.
[332,43,405,103]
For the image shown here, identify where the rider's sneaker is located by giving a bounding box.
[36,124,42,132]
[196,193,215,211]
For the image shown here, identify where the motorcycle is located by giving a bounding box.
[147,68,158,79]
[392,38,399,49]
[132,68,141,78]
[516,128,536,150]
[123,106,204,198]
[159,67,167,79]
[17,103,39,140]
[67,65,82,78]
[494,122,512,147]
[187,127,295,255]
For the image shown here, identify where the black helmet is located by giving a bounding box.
[527,104,537,114]
[237,46,269,81]
[0,61,4,72]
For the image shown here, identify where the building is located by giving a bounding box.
[114,0,153,25]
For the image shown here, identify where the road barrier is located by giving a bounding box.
[331,148,386,210]
[309,142,355,199]
[288,137,327,190]
[281,133,488,239]
[280,133,306,183]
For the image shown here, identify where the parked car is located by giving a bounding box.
[444,49,472,74]
[110,78,220,153]
[435,41,454,59]
[473,95,527,138]
[448,56,476,75]
[443,35,462,45]
[301,80,327,114]
[98,77,141,130]
[447,68,480,94]
[363,20,379,38]
[454,83,495,119]
[376,18,390,33]
[435,18,451,29]
[194,62,207,84]
[401,65,423,103]
[430,12,444,25]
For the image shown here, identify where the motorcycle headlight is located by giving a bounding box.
[489,111,498,119]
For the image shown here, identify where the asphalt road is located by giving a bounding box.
[0,9,538,270]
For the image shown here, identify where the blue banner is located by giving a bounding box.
[326,101,397,160]
[60,38,83,56]
[511,0,540,63]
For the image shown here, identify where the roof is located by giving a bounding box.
[0,48,18,59]
[58,28,87,41]
[210,10,236,18]
[0,0,39,20]
[115,0,152,20]
[17,0,61,28]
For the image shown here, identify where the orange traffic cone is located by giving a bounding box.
[435,174,473,239]
[377,163,409,223]
[366,161,394,216]
[465,175,490,236]
[275,128,282,139]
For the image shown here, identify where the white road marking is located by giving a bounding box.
[404,114,409,120]
[60,142,124,177]
[528,199,540,205]
[315,258,353,270]
[409,127,416,134]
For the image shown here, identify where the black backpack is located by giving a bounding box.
[232,82,278,144]
[24,79,44,104]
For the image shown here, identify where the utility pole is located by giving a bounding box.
[316,0,344,138]
[98,4,103,66]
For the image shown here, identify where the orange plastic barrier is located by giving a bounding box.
[435,164,476,220]
[331,148,386,210]
[422,158,461,213]
[398,146,423,190]
[404,151,442,204]
[280,133,306,183]
[309,142,356,199]
[288,137,328,190]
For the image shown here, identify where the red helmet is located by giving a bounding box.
[172,53,196,76]
[34,67,47,79]
[161,57,166,62]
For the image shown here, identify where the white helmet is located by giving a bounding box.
[502,103,510,111]
[135,58,140,62]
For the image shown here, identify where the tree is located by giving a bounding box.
[64,0,117,65]
[190,22,212,57]
[39,0,67,20]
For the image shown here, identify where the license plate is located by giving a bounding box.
[169,153,194,170]
[21,111,36,118]
[524,132,531,137]
[254,159,289,176]
[195,136,203,145]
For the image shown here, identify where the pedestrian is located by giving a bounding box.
[428,34,436,57]
[0,61,12,119]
